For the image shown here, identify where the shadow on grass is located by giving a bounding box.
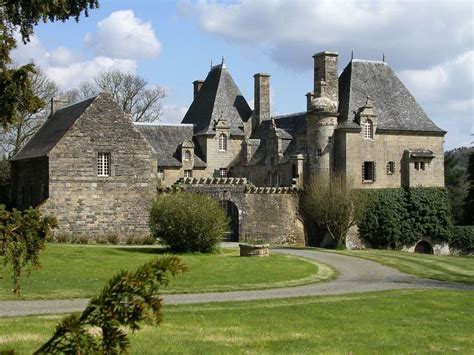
[113,246,171,254]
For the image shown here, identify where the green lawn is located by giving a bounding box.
[1,289,472,354]
[0,244,333,300]
[329,249,474,284]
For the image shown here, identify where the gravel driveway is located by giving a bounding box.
[1,247,472,317]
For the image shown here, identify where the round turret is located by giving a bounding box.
[309,97,337,113]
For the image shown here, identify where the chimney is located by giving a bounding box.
[193,80,204,99]
[253,73,271,130]
[50,97,69,116]
[313,51,338,102]
[306,92,314,111]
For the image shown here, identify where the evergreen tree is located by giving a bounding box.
[464,152,474,225]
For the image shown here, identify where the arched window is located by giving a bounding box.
[184,150,191,161]
[218,134,227,151]
[364,119,374,139]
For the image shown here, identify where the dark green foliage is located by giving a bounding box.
[450,226,474,254]
[358,189,409,249]
[0,157,11,208]
[35,256,186,354]
[0,205,57,295]
[406,188,452,242]
[150,192,229,253]
[464,153,474,225]
[358,187,452,249]
[444,152,468,224]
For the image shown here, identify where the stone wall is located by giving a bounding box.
[182,179,305,245]
[335,129,444,188]
[42,93,157,238]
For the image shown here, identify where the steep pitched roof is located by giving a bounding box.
[251,112,307,140]
[135,124,206,168]
[338,60,445,134]
[11,95,98,161]
[181,64,252,136]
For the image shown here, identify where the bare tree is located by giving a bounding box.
[301,174,365,248]
[0,69,58,157]
[65,70,166,122]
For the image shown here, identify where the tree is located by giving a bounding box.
[0,205,57,296]
[65,70,166,122]
[150,192,229,253]
[444,152,468,224]
[0,0,99,129]
[0,69,58,157]
[301,174,364,249]
[0,157,11,207]
[464,152,474,225]
[35,256,186,354]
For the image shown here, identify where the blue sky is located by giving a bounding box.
[12,0,473,150]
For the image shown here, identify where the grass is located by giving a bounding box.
[0,289,472,354]
[328,249,474,284]
[0,244,334,301]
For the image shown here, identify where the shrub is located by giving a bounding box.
[149,192,229,253]
[358,187,453,249]
[450,226,474,254]
[358,189,409,249]
[106,234,119,245]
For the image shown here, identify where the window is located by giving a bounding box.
[184,150,191,161]
[184,170,192,178]
[157,168,164,180]
[97,152,111,176]
[317,148,322,156]
[219,168,227,178]
[218,134,227,151]
[414,162,420,170]
[362,161,376,182]
[364,119,373,139]
[420,162,425,170]
[386,161,395,175]
[328,136,332,143]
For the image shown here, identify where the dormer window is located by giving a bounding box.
[218,134,228,151]
[184,150,191,161]
[364,119,373,139]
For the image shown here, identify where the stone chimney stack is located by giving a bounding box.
[193,80,204,99]
[306,92,315,111]
[50,97,69,116]
[313,51,338,102]
[253,73,271,131]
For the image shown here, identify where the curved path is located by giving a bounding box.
[1,248,472,317]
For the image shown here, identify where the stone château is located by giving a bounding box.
[10,51,446,244]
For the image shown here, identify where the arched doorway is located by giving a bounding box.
[414,240,433,254]
[221,200,239,242]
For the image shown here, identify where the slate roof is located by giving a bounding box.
[251,112,307,140]
[135,124,206,168]
[182,64,252,136]
[338,60,445,134]
[11,95,98,161]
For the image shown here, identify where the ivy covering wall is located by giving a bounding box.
[358,187,452,249]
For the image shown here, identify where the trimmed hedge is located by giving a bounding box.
[450,226,474,254]
[149,192,229,253]
[358,187,452,249]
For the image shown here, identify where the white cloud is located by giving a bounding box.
[161,105,188,124]
[194,0,473,70]
[85,10,161,60]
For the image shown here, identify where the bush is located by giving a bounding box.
[358,189,409,249]
[358,187,453,249]
[450,226,474,254]
[149,192,229,253]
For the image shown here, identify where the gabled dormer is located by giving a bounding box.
[355,96,378,140]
